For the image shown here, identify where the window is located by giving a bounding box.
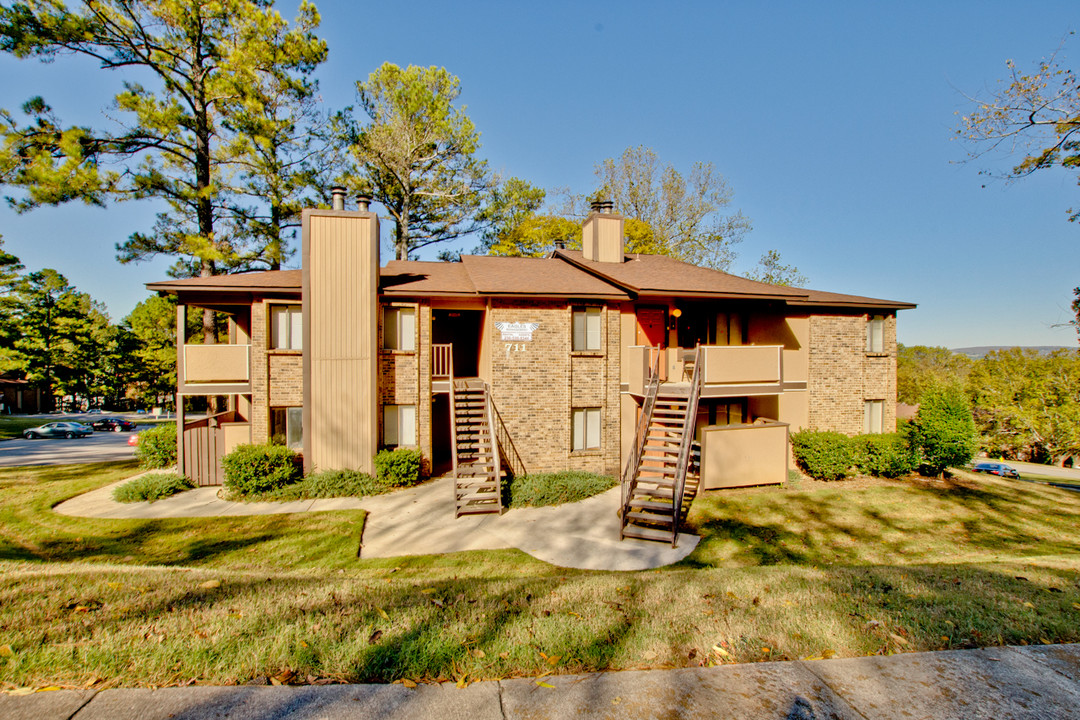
[383,404,417,447]
[571,407,601,451]
[572,307,602,351]
[271,407,303,450]
[866,315,884,353]
[271,305,302,350]
[864,400,884,434]
[383,307,416,351]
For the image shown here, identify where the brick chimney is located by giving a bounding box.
[582,199,624,263]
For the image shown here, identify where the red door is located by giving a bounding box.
[636,308,667,348]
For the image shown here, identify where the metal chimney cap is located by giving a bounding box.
[356,194,372,212]
[591,199,614,214]
[330,186,346,211]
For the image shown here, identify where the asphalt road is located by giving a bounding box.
[0,426,138,468]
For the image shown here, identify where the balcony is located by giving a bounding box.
[626,345,799,398]
[183,344,251,388]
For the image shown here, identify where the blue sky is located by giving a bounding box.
[1,0,1078,348]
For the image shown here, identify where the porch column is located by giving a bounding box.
[176,303,186,477]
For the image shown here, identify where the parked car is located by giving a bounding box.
[90,417,137,432]
[23,422,94,439]
[973,462,1020,479]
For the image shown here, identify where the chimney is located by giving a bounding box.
[302,189,380,475]
[356,194,372,212]
[581,198,625,263]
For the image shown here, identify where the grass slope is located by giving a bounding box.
[0,464,1078,690]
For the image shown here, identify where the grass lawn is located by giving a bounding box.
[1,463,1079,690]
[0,417,46,440]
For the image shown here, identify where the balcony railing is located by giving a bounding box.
[625,344,785,396]
[184,344,251,385]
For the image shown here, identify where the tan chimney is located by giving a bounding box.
[582,199,625,263]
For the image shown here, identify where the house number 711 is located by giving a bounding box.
[505,343,526,359]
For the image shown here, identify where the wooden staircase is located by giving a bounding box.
[451,378,504,517]
[620,346,703,546]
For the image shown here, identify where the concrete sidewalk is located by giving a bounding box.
[3,643,1078,719]
[53,475,699,571]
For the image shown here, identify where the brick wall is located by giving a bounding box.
[377,301,429,473]
[807,312,897,434]
[489,299,621,476]
[250,300,269,443]
[269,354,303,406]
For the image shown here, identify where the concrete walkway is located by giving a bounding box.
[54,475,698,571]
[3,643,1078,719]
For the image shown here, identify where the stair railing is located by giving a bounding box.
[483,382,504,513]
[620,347,662,536]
[670,344,703,547]
[488,394,526,480]
[446,352,458,479]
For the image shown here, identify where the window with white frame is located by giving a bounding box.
[383,306,416,351]
[383,404,417,447]
[571,407,601,451]
[271,407,303,449]
[572,306,602,351]
[864,400,884,434]
[866,315,884,353]
[271,305,303,350]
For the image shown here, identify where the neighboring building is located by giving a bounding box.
[0,371,47,414]
[147,196,914,543]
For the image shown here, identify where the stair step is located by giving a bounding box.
[629,498,675,512]
[637,466,678,477]
[621,525,674,543]
[624,510,674,526]
[631,485,675,498]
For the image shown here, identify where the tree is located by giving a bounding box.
[745,249,808,287]
[897,345,972,405]
[958,42,1080,336]
[906,384,977,477]
[967,348,1080,466]
[124,294,182,406]
[0,0,328,340]
[592,146,752,270]
[12,268,107,410]
[346,62,490,260]
[0,234,24,372]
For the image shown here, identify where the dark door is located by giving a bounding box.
[432,309,483,378]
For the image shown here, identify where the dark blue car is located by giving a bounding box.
[972,462,1020,479]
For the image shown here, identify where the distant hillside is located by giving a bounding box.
[951,346,1076,359]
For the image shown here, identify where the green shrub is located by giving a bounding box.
[238,469,386,502]
[852,433,918,478]
[506,471,617,508]
[373,448,423,488]
[136,423,177,469]
[222,443,301,496]
[112,472,192,503]
[791,429,854,481]
[906,384,977,476]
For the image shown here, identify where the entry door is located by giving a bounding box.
[636,308,667,348]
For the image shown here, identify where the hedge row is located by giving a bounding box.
[791,429,918,481]
[221,445,424,500]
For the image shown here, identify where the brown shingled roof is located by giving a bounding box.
[461,255,627,298]
[146,270,301,293]
[789,287,916,309]
[554,250,914,309]
[380,261,476,295]
[554,250,808,300]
